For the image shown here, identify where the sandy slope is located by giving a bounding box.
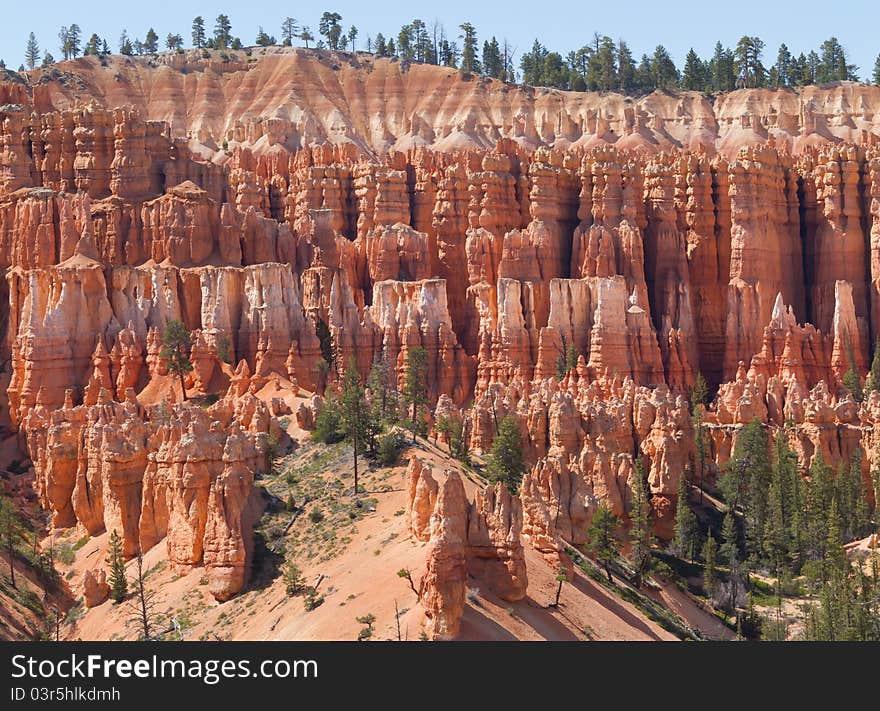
[61,430,689,642]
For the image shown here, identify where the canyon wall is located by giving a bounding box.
[4,50,880,158]
[4,53,880,605]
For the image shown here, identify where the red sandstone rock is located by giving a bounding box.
[419,468,468,640]
[8,60,880,608]
[81,567,110,607]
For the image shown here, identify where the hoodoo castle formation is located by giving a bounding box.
[2,48,880,639]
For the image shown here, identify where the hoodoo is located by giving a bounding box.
[2,44,880,642]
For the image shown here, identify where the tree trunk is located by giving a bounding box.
[8,541,15,589]
[139,582,150,640]
[178,369,187,401]
[353,427,359,498]
[605,560,612,583]
[554,579,563,607]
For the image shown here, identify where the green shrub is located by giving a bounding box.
[283,560,305,596]
[311,398,344,444]
[308,508,325,524]
[375,431,405,466]
[55,543,76,565]
[356,613,376,641]
[215,334,232,364]
[304,588,324,611]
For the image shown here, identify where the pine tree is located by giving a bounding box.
[866,337,880,394]
[702,532,718,595]
[709,42,727,91]
[818,37,857,82]
[25,32,40,70]
[374,33,387,56]
[520,40,548,86]
[682,48,704,91]
[836,449,869,541]
[58,24,81,60]
[299,27,314,49]
[720,510,739,568]
[282,559,304,595]
[143,28,158,55]
[160,319,193,401]
[126,550,157,640]
[689,372,709,414]
[449,418,469,464]
[366,355,397,423]
[311,395,343,444]
[281,18,298,47]
[586,36,617,92]
[458,23,479,74]
[0,496,19,589]
[874,54,880,86]
[552,566,568,607]
[119,30,133,56]
[734,35,766,87]
[396,23,414,62]
[824,498,847,581]
[482,37,503,79]
[83,34,101,56]
[339,358,371,498]
[402,346,428,442]
[486,415,525,494]
[437,38,454,67]
[617,39,636,94]
[191,17,206,49]
[719,418,770,561]
[673,475,698,561]
[768,432,803,568]
[773,43,794,86]
[588,504,621,582]
[165,34,184,51]
[255,27,273,47]
[719,510,742,613]
[628,457,652,587]
[651,45,679,89]
[318,12,343,50]
[806,453,834,563]
[843,366,863,402]
[107,529,127,603]
[763,450,788,576]
[58,26,69,60]
[214,15,233,50]
[805,50,821,83]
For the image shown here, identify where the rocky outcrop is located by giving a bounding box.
[466,483,528,602]
[81,568,110,607]
[419,468,468,640]
[407,458,528,636]
[22,384,267,601]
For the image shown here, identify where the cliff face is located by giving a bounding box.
[9,49,880,157]
[4,53,880,605]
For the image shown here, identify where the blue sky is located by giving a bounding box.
[2,0,878,80]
